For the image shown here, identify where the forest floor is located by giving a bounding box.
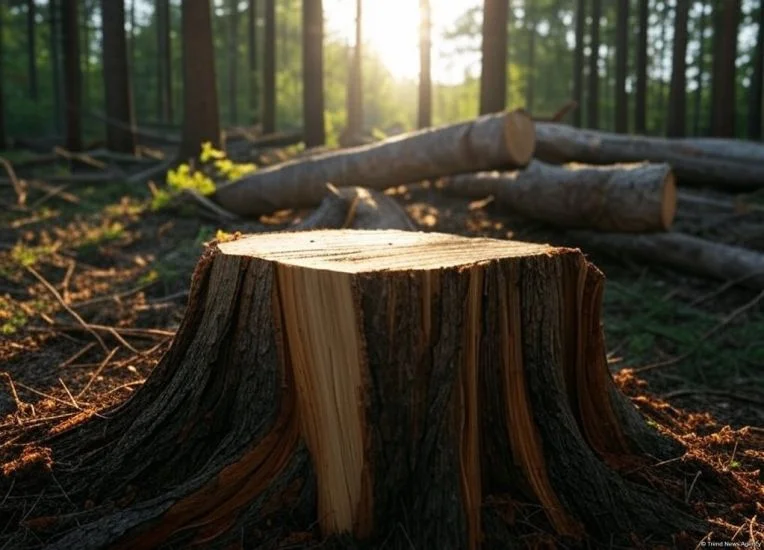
[0,148,762,549]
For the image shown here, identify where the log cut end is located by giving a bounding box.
[660,169,678,230]
[504,110,537,167]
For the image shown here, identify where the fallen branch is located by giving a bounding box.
[440,161,676,232]
[0,156,27,207]
[125,154,177,185]
[86,111,181,144]
[26,266,109,353]
[635,289,764,372]
[0,171,121,186]
[567,231,764,290]
[213,109,536,217]
[53,146,109,171]
[180,183,415,233]
[85,149,159,165]
[535,123,764,189]
[29,323,175,340]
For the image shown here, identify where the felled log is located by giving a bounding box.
[86,111,181,145]
[184,184,416,232]
[212,109,536,217]
[535,123,764,189]
[440,161,676,232]
[7,230,705,550]
[568,231,764,290]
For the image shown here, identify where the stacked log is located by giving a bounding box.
[535,122,764,190]
[439,161,677,233]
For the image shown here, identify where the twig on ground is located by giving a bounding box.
[103,327,141,355]
[70,281,156,309]
[13,381,83,410]
[144,290,189,305]
[29,183,75,209]
[2,373,25,415]
[635,289,764,373]
[53,146,108,171]
[61,260,76,303]
[684,471,702,503]
[0,156,27,207]
[26,266,109,354]
[58,378,81,410]
[661,388,764,407]
[77,347,119,398]
[126,154,177,185]
[689,271,764,307]
[103,380,145,396]
[180,188,239,221]
[30,323,174,340]
[18,412,77,428]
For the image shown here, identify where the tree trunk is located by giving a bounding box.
[587,0,601,129]
[213,109,536,216]
[26,0,38,101]
[573,0,586,128]
[614,0,628,133]
[61,0,82,151]
[748,2,763,140]
[667,0,690,137]
[262,0,276,133]
[81,0,92,109]
[129,0,136,74]
[5,229,705,550]
[526,3,536,112]
[49,0,62,134]
[479,0,508,115]
[535,122,764,188]
[157,0,173,124]
[711,0,740,137]
[693,1,708,136]
[346,0,364,138]
[418,0,432,129]
[302,0,325,147]
[101,0,136,153]
[441,161,677,232]
[635,0,648,134]
[248,0,258,124]
[228,0,239,125]
[658,0,671,134]
[0,6,6,150]
[179,0,221,160]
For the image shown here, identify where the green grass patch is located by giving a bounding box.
[603,275,764,386]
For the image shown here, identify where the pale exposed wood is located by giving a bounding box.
[569,231,764,290]
[219,230,551,273]
[212,110,536,217]
[441,161,676,232]
[536,122,764,189]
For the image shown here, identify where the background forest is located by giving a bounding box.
[0,0,762,148]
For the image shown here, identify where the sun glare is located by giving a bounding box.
[324,0,481,84]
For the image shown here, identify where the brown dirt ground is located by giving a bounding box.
[0,151,762,549]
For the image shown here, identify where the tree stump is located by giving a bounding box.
[31,230,704,549]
